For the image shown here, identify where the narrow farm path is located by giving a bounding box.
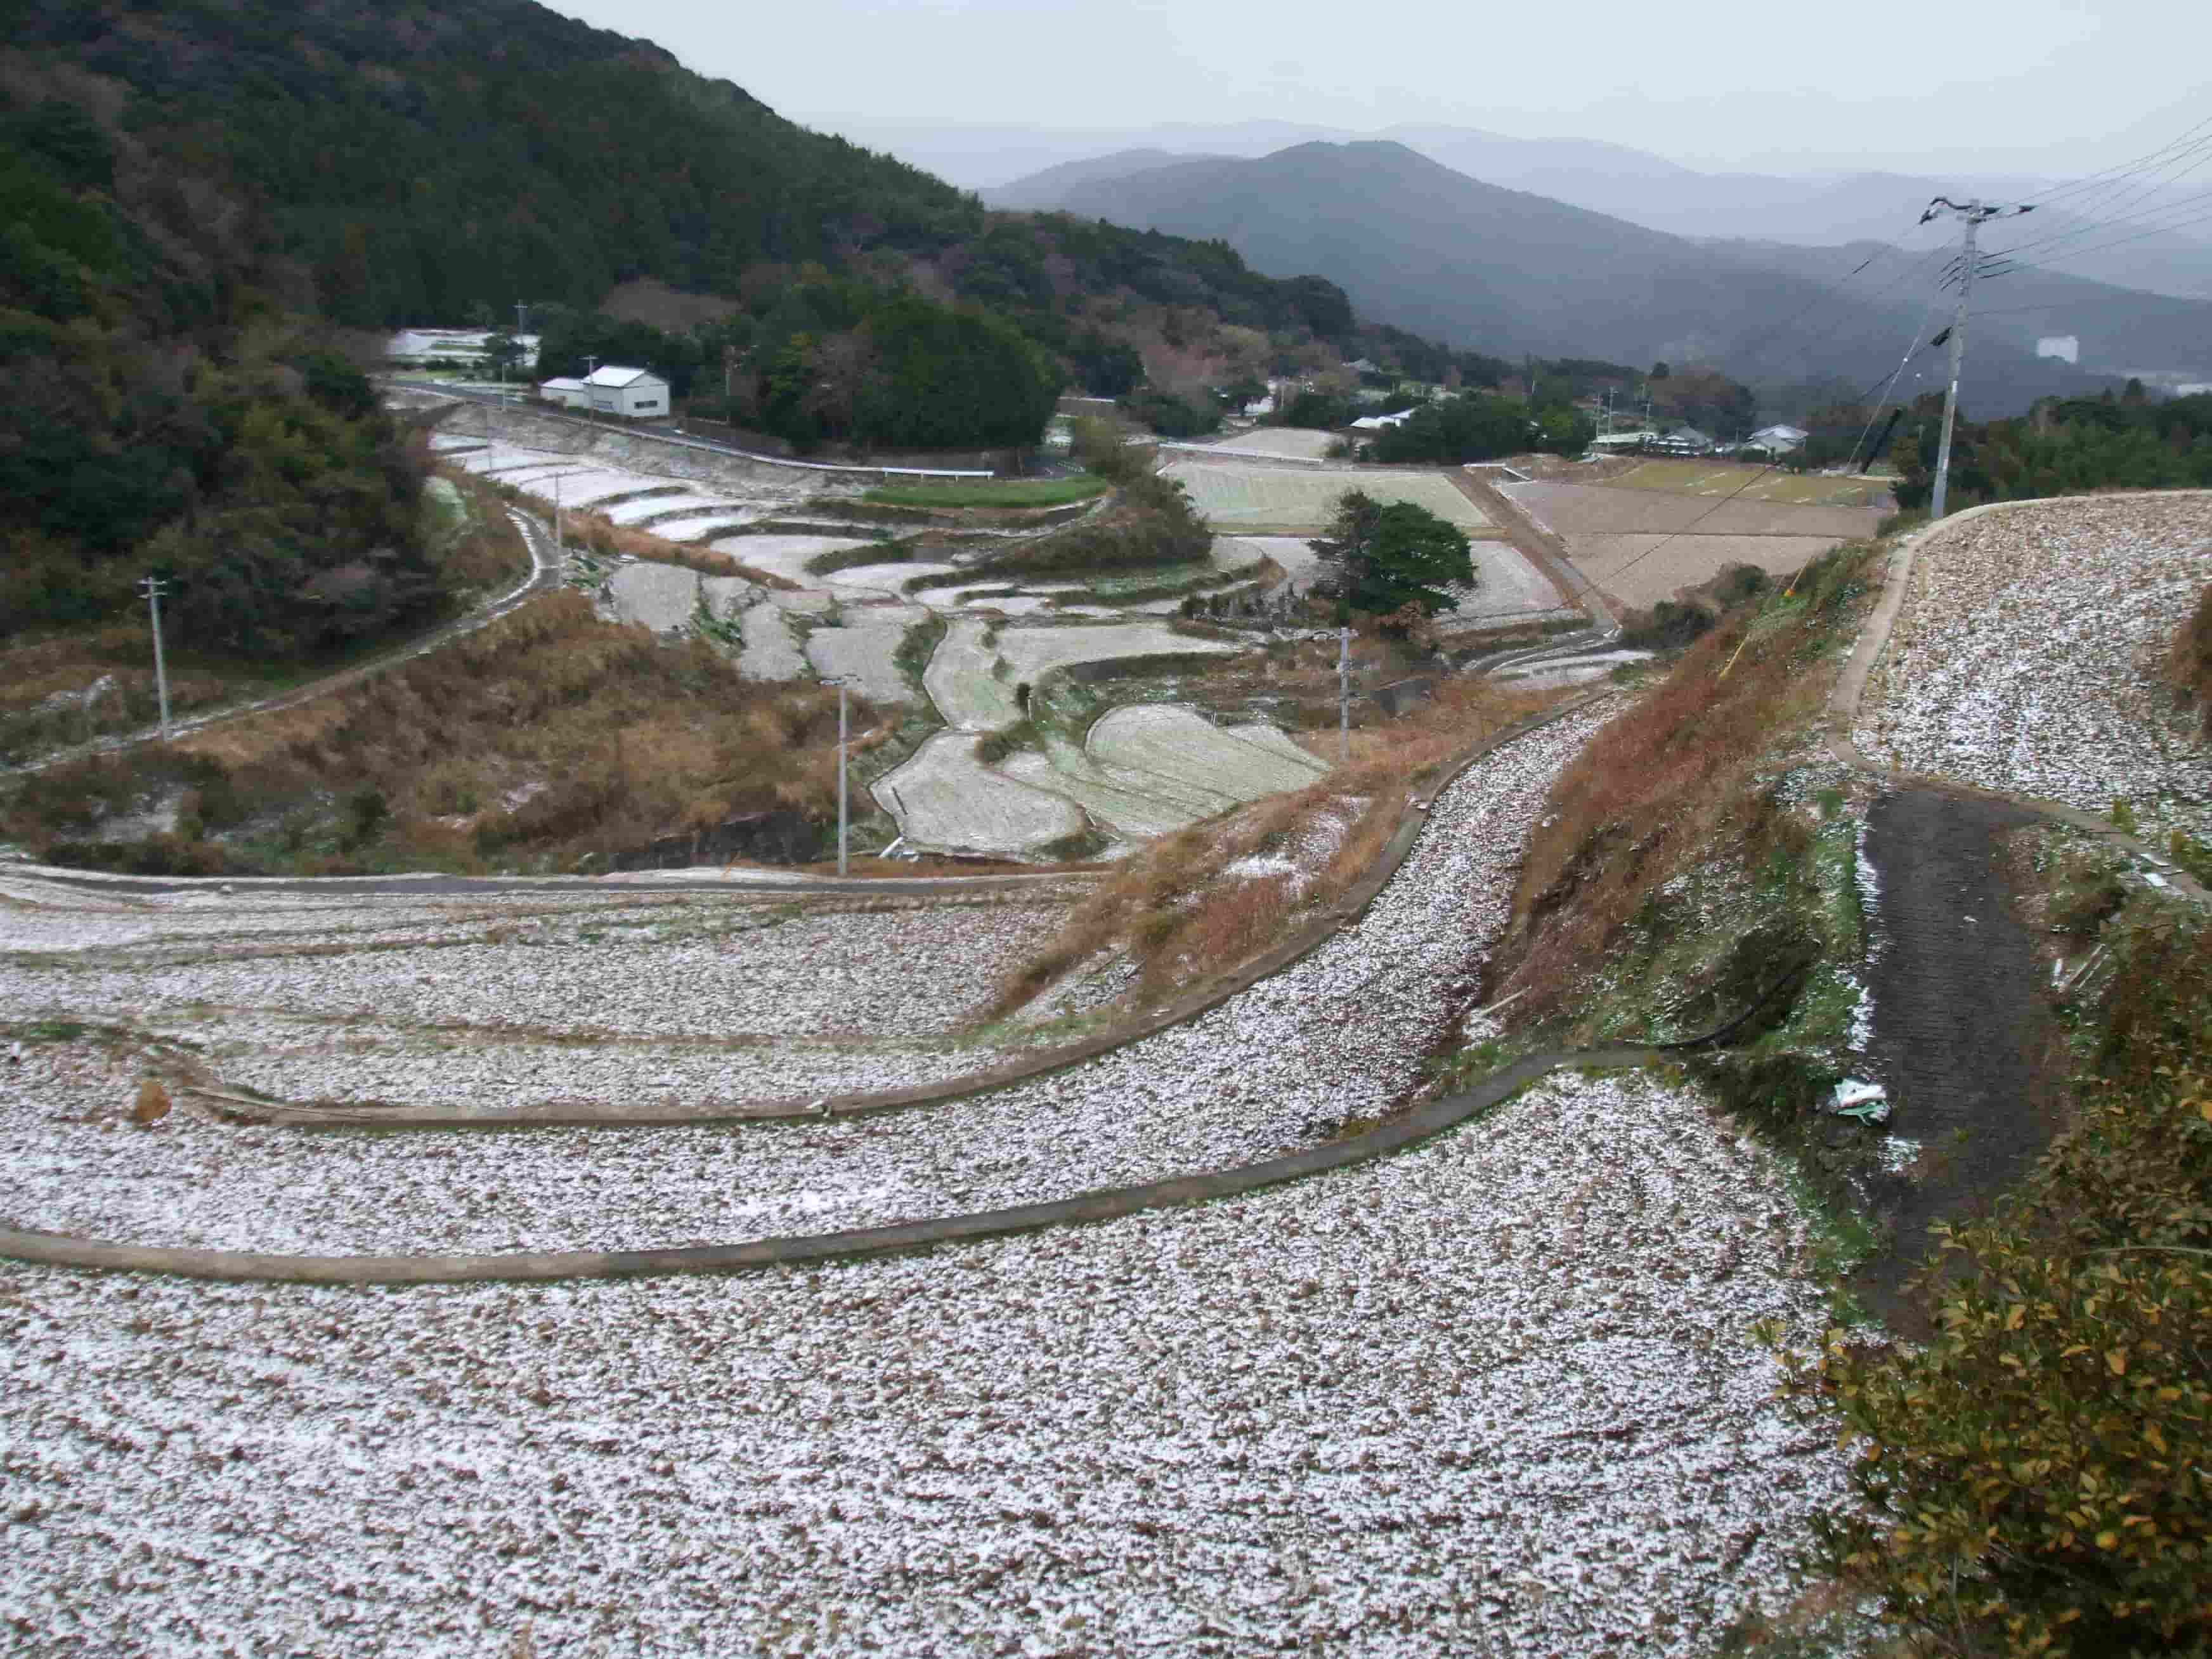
[1828,493,2212,1313]
[7,507,562,778]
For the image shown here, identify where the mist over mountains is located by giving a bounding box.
[968,136,2212,413]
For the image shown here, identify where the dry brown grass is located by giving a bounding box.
[2173,580,2212,736]
[6,591,883,875]
[1497,543,1880,1015]
[986,677,1556,1019]
[0,469,530,767]
[558,507,798,590]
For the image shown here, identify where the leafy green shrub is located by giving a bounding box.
[1781,910,2212,1657]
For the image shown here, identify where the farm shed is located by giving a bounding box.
[538,375,590,409]
[584,365,671,418]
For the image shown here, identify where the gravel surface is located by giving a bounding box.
[0,1061,1845,1656]
[3,702,1615,1256]
[1856,493,2212,836]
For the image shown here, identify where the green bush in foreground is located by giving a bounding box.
[1781,912,2211,1656]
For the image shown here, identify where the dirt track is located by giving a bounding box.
[1856,788,2067,1320]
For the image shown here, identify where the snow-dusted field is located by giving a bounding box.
[605,560,706,632]
[922,618,1023,731]
[1164,463,1493,531]
[994,621,1244,683]
[1856,493,2212,835]
[873,731,1087,854]
[1205,426,1341,460]
[0,890,1074,1132]
[3,702,1609,1255]
[601,491,733,526]
[803,609,926,706]
[703,533,878,585]
[1087,705,1326,801]
[738,601,806,680]
[0,694,1851,1653]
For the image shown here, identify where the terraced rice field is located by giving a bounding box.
[1202,427,1341,460]
[1163,462,1493,532]
[802,607,929,706]
[875,732,1088,853]
[1086,705,1326,802]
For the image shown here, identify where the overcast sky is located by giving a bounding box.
[544,0,2206,181]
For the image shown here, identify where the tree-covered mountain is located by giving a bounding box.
[1,74,439,654]
[999,140,2212,413]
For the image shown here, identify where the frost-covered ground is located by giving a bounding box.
[0,694,1858,1651]
[0,1064,1845,1656]
[0,888,1072,1141]
[1164,461,1493,531]
[1856,493,2212,838]
[4,704,1608,1255]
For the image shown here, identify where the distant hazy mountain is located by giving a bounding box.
[829,115,2212,302]
[985,149,1234,211]
[1009,140,2212,410]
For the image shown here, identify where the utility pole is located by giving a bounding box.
[836,679,850,878]
[140,576,171,741]
[1337,625,1351,764]
[1922,195,2033,519]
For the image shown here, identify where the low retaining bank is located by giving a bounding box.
[179,689,1609,1129]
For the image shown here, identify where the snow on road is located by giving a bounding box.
[1856,493,2212,837]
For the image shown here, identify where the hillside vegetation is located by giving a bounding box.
[0,81,438,652]
[1,591,875,876]
[11,0,1384,447]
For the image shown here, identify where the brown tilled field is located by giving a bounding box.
[1503,480,1885,540]
[1568,534,1848,609]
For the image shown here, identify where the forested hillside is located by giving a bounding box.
[0,72,437,654]
[1893,387,2212,511]
[7,0,1374,412]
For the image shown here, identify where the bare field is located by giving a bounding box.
[1609,459,1897,509]
[1202,427,1341,460]
[1566,534,1844,609]
[1164,462,1493,531]
[1504,479,1883,541]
